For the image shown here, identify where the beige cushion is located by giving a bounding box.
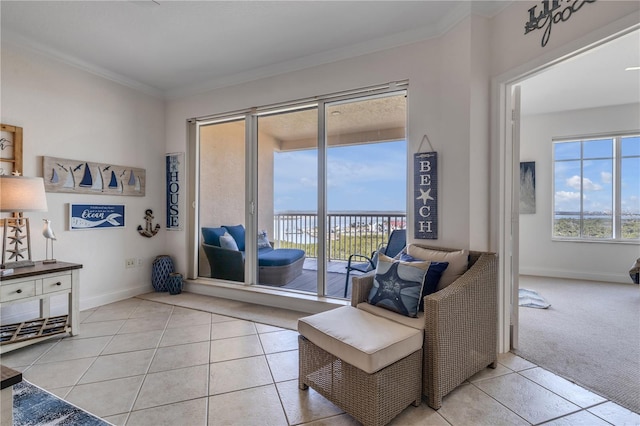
[298,306,423,374]
[357,302,424,330]
[407,245,469,290]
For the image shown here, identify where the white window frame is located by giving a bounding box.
[552,132,640,242]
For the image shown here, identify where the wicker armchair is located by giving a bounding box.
[350,245,498,410]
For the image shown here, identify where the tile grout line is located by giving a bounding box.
[119,301,175,425]
[205,314,212,426]
[256,323,293,425]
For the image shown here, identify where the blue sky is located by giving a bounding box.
[274,140,407,212]
[554,137,640,214]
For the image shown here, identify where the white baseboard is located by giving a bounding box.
[80,284,155,311]
[519,266,631,284]
[0,284,154,325]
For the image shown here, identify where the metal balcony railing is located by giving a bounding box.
[273,211,406,261]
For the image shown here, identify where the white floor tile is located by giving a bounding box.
[209,355,274,395]
[13,297,637,426]
[208,385,288,426]
[519,367,607,408]
[474,373,580,424]
[588,401,640,425]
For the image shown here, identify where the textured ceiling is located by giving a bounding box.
[1,1,509,99]
[1,1,636,120]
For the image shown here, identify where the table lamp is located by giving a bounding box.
[0,175,48,269]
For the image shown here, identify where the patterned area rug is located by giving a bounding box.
[13,380,110,426]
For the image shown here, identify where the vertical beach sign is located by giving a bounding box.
[166,153,183,230]
[414,152,438,239]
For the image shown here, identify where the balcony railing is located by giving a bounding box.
[273,211,406,261]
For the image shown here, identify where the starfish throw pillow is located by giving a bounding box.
[367,254,430,317]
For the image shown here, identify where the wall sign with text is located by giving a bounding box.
[166,152,183,231]
[525,0,597,47]
[69,204,125,230]
[413,152,438,240]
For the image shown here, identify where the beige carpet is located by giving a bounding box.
[136,291,306,331]
[516,276,640,414]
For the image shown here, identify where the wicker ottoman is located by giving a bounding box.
[298,306,423,426]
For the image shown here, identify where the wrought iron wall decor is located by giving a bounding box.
[525,0,597,47]
[138,209,160,237]
[43,156,145,196]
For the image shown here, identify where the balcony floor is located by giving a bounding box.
[258,259,366,299]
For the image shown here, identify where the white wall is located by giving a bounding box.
[489,1,639,77]
[1,1,637,319]
[166,18,499,274]
[1,45,166,322]
[520,104,640,283]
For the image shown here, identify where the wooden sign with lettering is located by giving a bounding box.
[414,152,438,239]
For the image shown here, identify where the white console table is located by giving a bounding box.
[0,261,82,354]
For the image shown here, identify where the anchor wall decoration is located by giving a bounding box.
[138,209,160,238]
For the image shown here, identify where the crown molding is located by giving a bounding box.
[3,2,513,101]
[2,29,164,99]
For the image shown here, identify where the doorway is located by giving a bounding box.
[500,28,640,412]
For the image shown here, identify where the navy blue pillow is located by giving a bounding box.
[202,227,227,247]
[223,225,246,251]
[400,253,449,310]
[367,254,429,318]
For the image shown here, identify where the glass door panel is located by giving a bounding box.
[325,93,407,299]
[198,119,246,282]
[257,108,318,293]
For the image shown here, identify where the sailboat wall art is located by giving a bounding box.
[43,156,145,196]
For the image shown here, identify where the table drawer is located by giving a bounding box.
[0,281,37,302]
[42,275,71,294]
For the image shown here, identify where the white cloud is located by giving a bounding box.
[601,171,612,184]
[566,175,602,191]
[555,191,581,202]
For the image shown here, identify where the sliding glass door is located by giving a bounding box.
[197,118,246,282]
[256,107,319,292]
[194,85,406,299]
[325,93,407,298]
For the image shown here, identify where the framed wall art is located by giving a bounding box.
[69,204,125,230]
[520,161,536,214]
[44,156,145,196]
[0,123,23,176]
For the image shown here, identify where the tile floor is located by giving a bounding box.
[2,297,640,426]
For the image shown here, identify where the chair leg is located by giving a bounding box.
[343,271,351,298]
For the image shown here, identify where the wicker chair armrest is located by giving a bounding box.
[350,272,375,306]
[422,251,498,409]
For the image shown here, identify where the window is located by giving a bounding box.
[553,134,640,241]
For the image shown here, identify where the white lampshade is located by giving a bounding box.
[0,176,48,212]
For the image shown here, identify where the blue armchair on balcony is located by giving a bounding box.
[343,229,407,297]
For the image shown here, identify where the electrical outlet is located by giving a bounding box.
[125,258,135,268]
[137,258,143,267]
